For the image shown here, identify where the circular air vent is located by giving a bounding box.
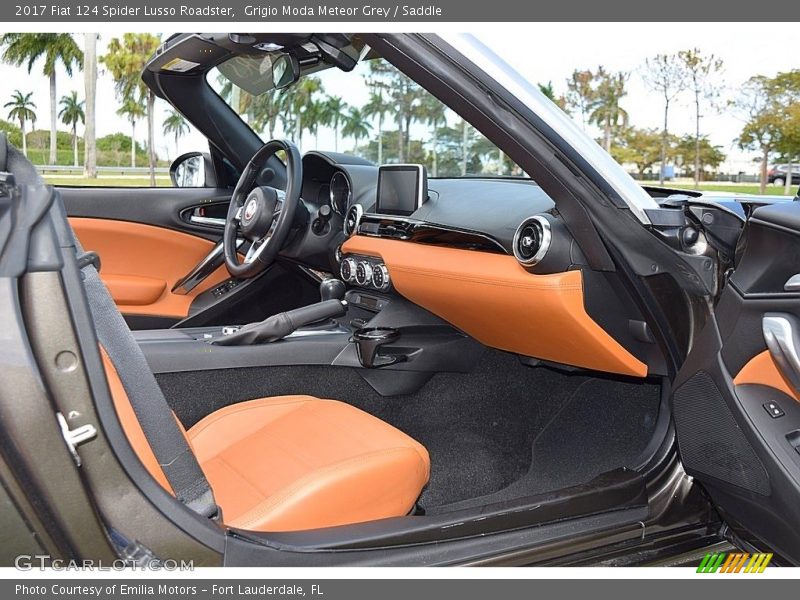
[343,204,363,237]
[513,215,552,267]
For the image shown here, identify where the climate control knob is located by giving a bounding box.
[371,264,391,290]
[339,257,357,282]
[355,261,373,286]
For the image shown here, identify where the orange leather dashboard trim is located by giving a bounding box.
[70,218,231,319]
[342,235,647,377]
[734,350,799,402]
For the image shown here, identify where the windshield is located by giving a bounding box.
[210,55,526,178]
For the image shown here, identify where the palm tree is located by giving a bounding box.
[58,91,84,167]
[419,95,447,176]
[588,68,629,153]
[83,33,98,178]
[363,90,392,164]
[321,96,348,152]
[162,110,189,156]
[390,73,425,161]
[4,90,36,157]
[117,97,146,168]
[342,107,371,152]
[250,91,286,139]
[283,76,322,150]
[103,34,161,184]
[0,34,83,165]
[305,99,326,148]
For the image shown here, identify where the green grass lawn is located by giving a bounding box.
[43,175,172,187]
[649,182,795,196]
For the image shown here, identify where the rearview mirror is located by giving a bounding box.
[272,53,300,89]
[170,152,216,188]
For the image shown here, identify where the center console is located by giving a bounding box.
[135,279,484,396]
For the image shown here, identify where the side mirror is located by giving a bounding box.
[272,53,300,90]
[169,152,217,188]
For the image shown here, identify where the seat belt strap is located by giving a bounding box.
[79,253,218,519]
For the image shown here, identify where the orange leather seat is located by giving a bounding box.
[187,396,430,531]
[102,349,430,531]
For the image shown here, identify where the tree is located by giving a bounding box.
[250,91,287,139]
[363,90,392,164]
[321,96,347,152]
[0,34,83,165]
[610,127,664,178]
[588,67,629,153]
[458,119,474,176]
[770,70,800,195]
[83,33,97,178]
[342,107,371,153]
[389,71,424,161]
[117,97,146,168]
[674,134,726,179]
[281,76,322,150]
[735,75,782,194]
[58,91,84,167]
[103,33,161,185]
[538,81,569,112]
[678,49,724,189]
[642,53,687,184]
[418,94,447,176]
[4,90,36,157]
[162,110,189,156]
[566,69,595,130]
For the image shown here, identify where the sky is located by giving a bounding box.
[0,24,796,174]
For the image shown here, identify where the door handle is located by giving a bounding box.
[785,274,800,292]
[762,314,800,392]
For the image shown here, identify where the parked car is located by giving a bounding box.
[2,32,800,568]
[768,164,800,186]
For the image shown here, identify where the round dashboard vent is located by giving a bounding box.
[343,204,363,237]
[513,215,552,267]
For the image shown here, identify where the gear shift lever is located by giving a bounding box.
[320,278,346,302]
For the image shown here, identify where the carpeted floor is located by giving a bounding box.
[157,349,662,511]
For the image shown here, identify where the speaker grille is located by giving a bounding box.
[673,371,770,496]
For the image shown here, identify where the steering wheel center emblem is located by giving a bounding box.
[243,198,258,222]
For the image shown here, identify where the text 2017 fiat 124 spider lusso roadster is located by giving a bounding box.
[1,33,800,567]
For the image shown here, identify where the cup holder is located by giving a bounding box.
[351,327,405,368]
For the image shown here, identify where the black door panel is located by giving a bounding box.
[673,201,800,564]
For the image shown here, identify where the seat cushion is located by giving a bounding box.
[187,395,430,532]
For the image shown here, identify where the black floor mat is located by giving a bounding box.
[428,375,662,513]
[158,349,661,510]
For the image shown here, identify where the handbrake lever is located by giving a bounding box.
[213,299,346,346]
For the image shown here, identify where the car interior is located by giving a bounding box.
[1,33,698,557]
[7,33,672,532]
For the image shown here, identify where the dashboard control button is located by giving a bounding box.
[372,264,391,290]
[340,258,357,282]
[355,261,373,286]
[763,401,785,419]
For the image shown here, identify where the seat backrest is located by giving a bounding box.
[1,133,217,518]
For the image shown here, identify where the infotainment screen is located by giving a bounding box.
[375,164,428,216]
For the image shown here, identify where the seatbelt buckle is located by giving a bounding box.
[77,250,101,272]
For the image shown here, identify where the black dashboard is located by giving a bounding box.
[297,151,556,268]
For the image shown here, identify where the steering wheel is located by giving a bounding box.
[223,139,303,278]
